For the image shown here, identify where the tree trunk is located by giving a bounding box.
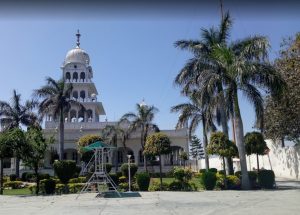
[59,109,64,160]
[256,153,260,171]
[0,158,3,195]
[222,156,227,189]
[159,154,162,190]
[15,157,20,178]
[35,166,39,195]
[114,150,118,172]
[233,92,250,190]
[281,137,285,147]
[219,91,234,175]
[202,118,209,171]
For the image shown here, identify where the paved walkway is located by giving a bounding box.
[1,190,300,215]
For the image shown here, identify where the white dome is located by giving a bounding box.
[64,47,90,65]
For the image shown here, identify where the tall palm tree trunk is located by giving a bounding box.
[59,109,64,160]
[233,92,250,190]
[202,118,209,171]
[15,157,20,178]
[219,94,234,175]
[256,153,260,171]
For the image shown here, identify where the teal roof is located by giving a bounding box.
[83,141,116,151]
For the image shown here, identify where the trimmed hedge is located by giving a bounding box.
[40,179,56,194]
[120,163,138,178]
[200,171,217,190]
[258,170,275,189]
[53,160,77,184]
[136,172,150,191]
[4,181,23,189]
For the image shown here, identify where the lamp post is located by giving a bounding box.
[127,154,132,192]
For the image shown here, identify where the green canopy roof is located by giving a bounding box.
[82,141,116,151]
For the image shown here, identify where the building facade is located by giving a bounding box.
[40,31,189,173]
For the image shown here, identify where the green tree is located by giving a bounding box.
[189,135,204,170]
[171,94,215,171]
[34,77,84,160]
[0,89,37,177]
[174,12,234,174]
[22,126,52,195]
[244,132,269,171]
[0,131,14,195]
[77,134,103,163]
[264,33,300,145]
[102,124,130,171]
[120,102,159,171]
[207,132,238,177]
[144,132,171,189]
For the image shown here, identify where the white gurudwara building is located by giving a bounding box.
[40,31,189,173]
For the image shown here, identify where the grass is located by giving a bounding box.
[3,188,32,195]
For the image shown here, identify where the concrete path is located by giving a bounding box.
[0,190,300,215]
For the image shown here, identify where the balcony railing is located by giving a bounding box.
[65,79,92,83]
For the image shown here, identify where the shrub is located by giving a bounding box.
[120,163,138,178]
[55,184,65,194]
[21,172,29,181]
[226,175,241,190]
[53,160,77,184]
[38,173,50,180]
[234,171,242,178]
[68,183,84,193]
[73,166,82,178]
[69,177,86,183]
[28,184,36,194]
[26,173,35,182]
[173,167,193,183]
[40,179,56,194]
[136,172,150,191]
[200,171,217,190]
[148,181,169,191]
[9,174,17,181]
[105,163,112,174]
[199,169,207,173]
[119,182,129,191]
[209,168,218,173]
[258,170,275,189]
[168,181,194,191]
[218,170,225,175]
[4,181,23,189]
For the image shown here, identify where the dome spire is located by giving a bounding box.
[76,29,81,48]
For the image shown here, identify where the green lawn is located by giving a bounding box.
[3,188,32,195]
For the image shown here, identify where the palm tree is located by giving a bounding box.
[171,93,215,171]
[174,12,234,174]
[120,102,159,171]
[34,77,84,160]
[102,124,130,171]
[0,90,37,177]
[199,40,284,189]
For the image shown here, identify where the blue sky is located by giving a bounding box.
[0,1,299,139]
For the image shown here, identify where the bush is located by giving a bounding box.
[26,173,36,182]
[200,171,217,190]
[209,168,218,173]
[9,174,17,181]
[199,169,207,174]
[234,171,242,178]
[119,176,127,183]
[136,172,150,191]
[109,173,119,186]
[258,170,275,189]
[120,163,138,178]
[105,163,112,174]
[119,182,129,191]
[69,177,87,183]
[173,167,192,182]
[21,172,29,181]
[226,175,241,190]
[53,160,77,184]
[40,179,56,194]
[55,183,65,194]
[218,170,225,175]
[28,184,36,194]
[68,183,84,193]
[4,181,23,189]
[38,173,50,180]
[73,166,82,178]
[168,181,194,191]
[148,181,169,191]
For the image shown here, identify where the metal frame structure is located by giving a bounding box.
[76,142,121,198]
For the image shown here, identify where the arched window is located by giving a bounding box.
[80,90,86,100]
[78,109,85,122]
[73,72,78,82]
[80,72,85,81]
[70,109,77,122]
[66,72,71,81]
[72,91,78,99]
[87,109,93,122]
